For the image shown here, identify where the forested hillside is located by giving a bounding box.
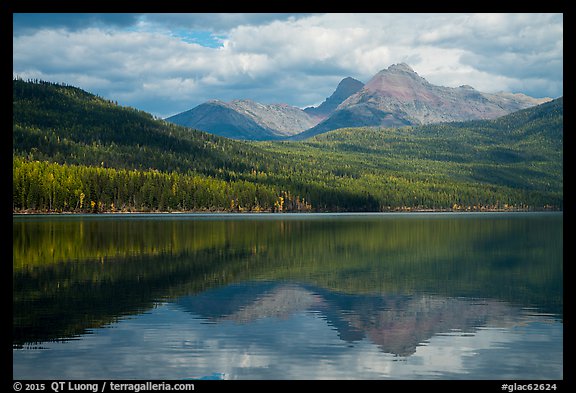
[12,79,563,213]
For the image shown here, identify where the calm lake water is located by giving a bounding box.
[13,212,563,380]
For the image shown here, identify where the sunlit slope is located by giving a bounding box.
[260,97,563,210]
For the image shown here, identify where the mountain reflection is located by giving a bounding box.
[13,213,562,349]
[176,281,531,357]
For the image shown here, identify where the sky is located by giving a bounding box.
[12,13,563,119]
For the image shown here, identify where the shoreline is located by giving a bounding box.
[12,207,562,216]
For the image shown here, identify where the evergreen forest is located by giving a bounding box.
[12,79,563,213]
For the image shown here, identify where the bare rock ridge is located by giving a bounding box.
[229,99,318,137]
[166,76,364,140]
[165,99,318,140]
[303,76,365,121]
[293,63,551,140]
[166,63,551,140]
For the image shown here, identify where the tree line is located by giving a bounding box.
[12,157,311,213]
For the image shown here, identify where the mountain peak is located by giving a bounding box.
[369,63,422,82]
[387,63,416,73]
[362,63,429,98]
[339,76,364,88]
[303,76,364,120]
[299,63,550,140]
[333,77,365,99]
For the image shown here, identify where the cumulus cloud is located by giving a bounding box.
[414,13,563,94]
[142,13,316,33]
[12,13,563,118]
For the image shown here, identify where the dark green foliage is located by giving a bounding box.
[12,79,563,212]
[13,79,263,175]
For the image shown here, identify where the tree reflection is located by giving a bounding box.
[13,213,562,348]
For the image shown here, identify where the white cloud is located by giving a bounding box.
[12,13,563,118]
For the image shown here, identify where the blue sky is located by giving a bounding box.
[13,13,563,118]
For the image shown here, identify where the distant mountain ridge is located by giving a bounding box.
[165,76,365,140]
[166,99,320,140]
[167,63,551,141]
[165,77,363,140]
[294,63,551,140]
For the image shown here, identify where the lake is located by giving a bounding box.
[13,212,563,380]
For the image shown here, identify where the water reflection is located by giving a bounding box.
[176,281,551,357]
[13,213,563,379]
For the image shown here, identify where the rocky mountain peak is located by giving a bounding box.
[337,76,365,92]
[303,76,364,120]
[387,62,416,73]
[296,63,551,140]
[361,63,431,100]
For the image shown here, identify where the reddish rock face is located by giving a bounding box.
[364,64,433,101]
[344,63,550,125]
[295,63,551,140]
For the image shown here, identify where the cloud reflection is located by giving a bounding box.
[13,283,562,379]
[175,281,554,358]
